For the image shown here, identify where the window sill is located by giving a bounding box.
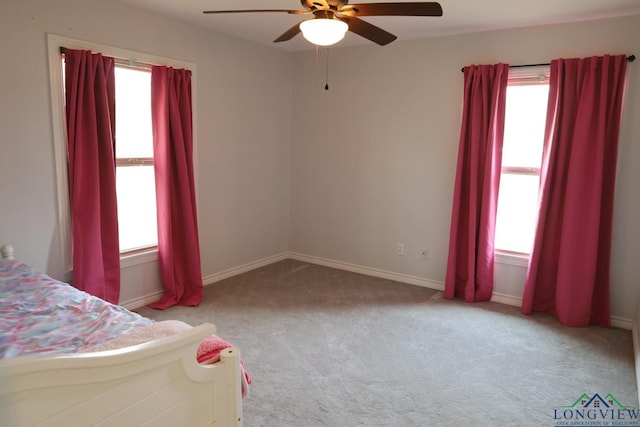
[120,248,158,269]
[495,251,529,267]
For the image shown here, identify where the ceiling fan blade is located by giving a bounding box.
[203,9,307,15]
[274,24,302,43]
[343,16,397,46]
[346,2,443,17]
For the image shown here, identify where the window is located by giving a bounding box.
[494,67,550,255]
[114,66,158,253]
[49,34,197,270]
[61,60,158,254]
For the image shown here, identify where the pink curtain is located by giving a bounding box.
[148,65,203,309]
[522,55,627,327]
[64,49,120,304]
[444,64,509,302]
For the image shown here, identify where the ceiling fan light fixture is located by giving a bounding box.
[299,18,348,46]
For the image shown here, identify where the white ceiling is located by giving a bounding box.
[116,0,640,52]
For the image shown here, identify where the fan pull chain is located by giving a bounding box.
[314,45,319,88]
[325,47,330,90]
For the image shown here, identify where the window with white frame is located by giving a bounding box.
[113,66,158,253]
[49,34,197,268]
[60,59,158,254]
[494,66,550,255]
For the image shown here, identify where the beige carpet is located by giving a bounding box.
[136,259,638,427]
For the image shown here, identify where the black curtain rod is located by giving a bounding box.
[460,54,635,72]
[59,46,161,71]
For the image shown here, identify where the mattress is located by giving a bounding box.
[0,259,153,358]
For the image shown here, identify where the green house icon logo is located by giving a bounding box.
[562,393,635,409]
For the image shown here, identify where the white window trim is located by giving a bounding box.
[120,249,160,269]
[495,251,529,267]
[493,65,550,262]
[47,33,198,272]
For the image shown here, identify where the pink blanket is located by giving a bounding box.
[197,334,252,397]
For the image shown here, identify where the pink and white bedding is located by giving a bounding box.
[0,258,153,358]
[1,257,252,396]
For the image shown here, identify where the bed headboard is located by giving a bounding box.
[1,244,14,260]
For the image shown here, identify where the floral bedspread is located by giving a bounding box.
[0,259,154,358]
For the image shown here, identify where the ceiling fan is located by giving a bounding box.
[203,1,443,47]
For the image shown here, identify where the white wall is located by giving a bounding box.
[1,0,639,323]
[0,0,292,302]
[289,15,640,323]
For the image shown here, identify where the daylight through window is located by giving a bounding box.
[61,57,158,254]
[494,67,549,255]
[114,66,158,253]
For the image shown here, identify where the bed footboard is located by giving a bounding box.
[0,323,242,427]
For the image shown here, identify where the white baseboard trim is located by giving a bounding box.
[288,252,445,291]
[490,292,522,307]
[120,290,164,310]
[611,315,634,331]
[203,252,289,286]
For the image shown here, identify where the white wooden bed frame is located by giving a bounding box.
[0,244,243,426]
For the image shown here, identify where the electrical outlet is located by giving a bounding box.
[420,248,429,260]
[396,243,404,255]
